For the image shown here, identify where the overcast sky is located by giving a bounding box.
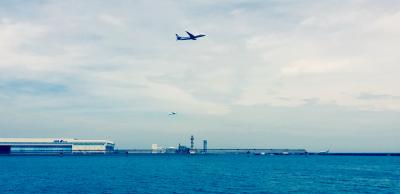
[0,0,399,152]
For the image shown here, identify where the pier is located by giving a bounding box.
[116,148,308,155]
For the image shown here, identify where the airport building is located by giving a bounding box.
[0,138,115,154]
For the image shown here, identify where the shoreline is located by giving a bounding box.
[1,152,399,156]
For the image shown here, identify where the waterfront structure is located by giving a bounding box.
[190,135,194,149]
[151,144,165,154]
[165,147,177,154]
[203,140,208,153]
[176,144,190,154]
[205,149,307,155]
[151,144,158,154]
[0,138,114,154]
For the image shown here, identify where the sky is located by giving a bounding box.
[0,0,399,152]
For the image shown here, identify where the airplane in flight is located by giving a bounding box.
[169,112,177,116]
[176,31,206,40]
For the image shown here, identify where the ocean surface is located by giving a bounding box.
[0,155,399,193]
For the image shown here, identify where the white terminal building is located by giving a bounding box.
[0,138,115,154]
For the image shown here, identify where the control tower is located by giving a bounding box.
[190,135,194,149]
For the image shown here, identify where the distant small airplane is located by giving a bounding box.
[176,31,206,40]
[169,112,177,116]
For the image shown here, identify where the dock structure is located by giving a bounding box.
[0,138,115,155]
[205,148,307,155]
[115,148,308,155]
[112,149,400,156]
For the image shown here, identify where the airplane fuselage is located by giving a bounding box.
[176,35,205,40]
[176,31,206,41]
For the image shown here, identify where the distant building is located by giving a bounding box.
[176,144,190,154]
[151,144,164,153]
[165,147,177,154]
[0,138,114,154]
[203,140,208,153]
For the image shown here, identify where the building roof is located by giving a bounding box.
[0,138,114,144]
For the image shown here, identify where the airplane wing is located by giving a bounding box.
[186,31,196,38]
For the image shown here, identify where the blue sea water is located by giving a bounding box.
[0,155,399,193]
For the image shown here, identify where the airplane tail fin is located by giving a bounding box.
[176,34,181,40]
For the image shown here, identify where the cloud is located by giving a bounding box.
[358,93,400,100]
[281,59,353,76]
[239,1,400,111]
[98,14,126,27]
[0,79,67,95]
[0,19,50,71]
[1,0,400,113]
